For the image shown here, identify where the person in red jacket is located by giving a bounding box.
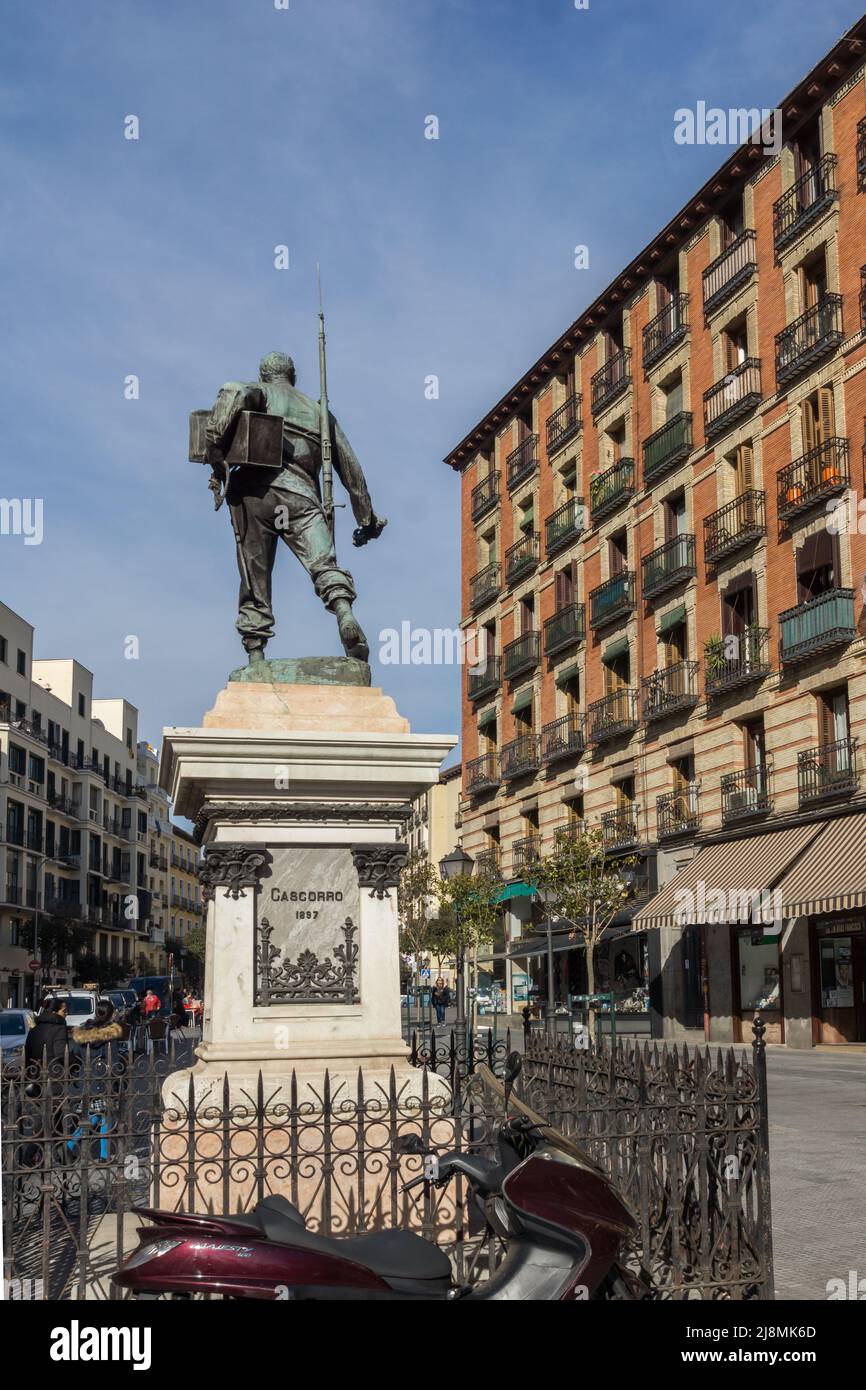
[142,988,161,1019]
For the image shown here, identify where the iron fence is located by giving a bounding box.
[2,1020,774,1302]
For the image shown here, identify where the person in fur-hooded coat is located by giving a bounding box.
[69,998,130,1092]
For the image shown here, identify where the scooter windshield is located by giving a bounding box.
[469,1062,610,1181]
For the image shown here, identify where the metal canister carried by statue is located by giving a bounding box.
[188,409,282,469]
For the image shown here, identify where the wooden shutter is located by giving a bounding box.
[818,692,835,750]
[555,567,573,610]
[801,398,817,454]
[736,443,754,495]
[817,386,836,444]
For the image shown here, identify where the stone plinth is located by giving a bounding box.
[159,677,456,1111]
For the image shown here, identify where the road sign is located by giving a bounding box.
[420,968,431,979]
[28,960,40,972]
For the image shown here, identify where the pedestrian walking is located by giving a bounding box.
[522,1002,534,1048]
[430,977,450,1026]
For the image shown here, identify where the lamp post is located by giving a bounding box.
[438,847,474,1048]
[536,886,558,1040]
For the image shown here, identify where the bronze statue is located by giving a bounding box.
[200,340,385,667]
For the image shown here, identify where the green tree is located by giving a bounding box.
[73,952,125,990]
[397,852,437,967]
[435,869,502,1022]
[37,913,91,972]
[534,826,634,1000]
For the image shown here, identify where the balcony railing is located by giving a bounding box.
[721,765,773,824]
[779,588,855,665]
[641,661,699,721]
[511,837,540,877]
[589,570,635,629]
[657,785,700,839]
[474,848,501,878]
[777,438,849,521]
[545,497,585,555]
[469,561,500,610]
[600,810,639,852]
[705,627,771,697]
[546,393,582,455]
[704,358,762,440]
[703,230,758,318]
[591,348,632,415]
[643,293,689,372]
[543,602,585,656]
[587,688,638,744]
[541,714,585,764]
[858,118,866,193]
[503,631,539,680]
[641,533,696,600]
[589,457,636,524]
[471,470,499,522]
[467,655,501,702]
[505,532,539,585]
[553,820,587,847]
[773,154,838,255]
[775,294,844,388]
[704,490,766,565]
[465,751,500,796]
[643,412,693,485]
[798,738,858,805]
[506,434,538,490]
[501,733,541,781]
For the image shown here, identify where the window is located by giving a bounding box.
[721,574,757,637]
[664,491,686,540]
[818,687,850,760]
[554,561,576,611]
[799,248,828,312]
[16,650,26,677]
[517,498,534,534]
[722,316,749,370]
[78,694,85,717]
[0,637,7,664]
[519,594,534,634]
[603,649,630,695]
[800,387,836,455]
[719,192,745,249]
[743,720,766,772]
[8,744,25,775]
[605,422,626,467]
[609,529,628,575]
[795,528,839,602]
[662,373,684,421]
[731,441,754,498]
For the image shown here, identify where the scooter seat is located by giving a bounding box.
[253,1197,452,1282]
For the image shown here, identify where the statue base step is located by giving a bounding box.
[228,655,370,687]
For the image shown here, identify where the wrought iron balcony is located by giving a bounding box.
[543,602,585,656]
[773,154,838,255]
[705,627,771,697]
[777,438,849,521]
[511,836,540,877]
[546,393,582,455]
[474,848,501,878]
[704,490,766,565]
[541,713,585,764]
[471,470,499,522]
[704,358,762,440]
[505,532,539,585]
[553,819,587,847]
[469,561,500,610]
[641,661,699,721]
[657,785,700,839]
[587,688,638,744]
[798,738,858,806]
[589,570,635,629]
[643,412,693,486]
[506,434,538,490]
[779,588,855,665]
[641,533,696,600]
[466,751,500,796]
[600,809,639,852]
[503,631,539,680]
[545,497,586,555]
[467,655,501,702]
[643,293,689,372]
[501,733,541,781]
[589,457,636,524]
[591,348,632,416]
[775,294,843,388]
[703,230,758,318]
[721,765,773,824]
[858,117,866,193]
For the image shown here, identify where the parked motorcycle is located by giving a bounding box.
[114,1055,645,1301]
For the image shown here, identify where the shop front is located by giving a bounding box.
[732,926,784,1044]
[812,916,866,1044]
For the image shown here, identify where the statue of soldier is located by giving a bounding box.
[205,351,385,665]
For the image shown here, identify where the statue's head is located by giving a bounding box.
[259,351,296,385]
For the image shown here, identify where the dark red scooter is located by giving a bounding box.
[115,1056,645,1301]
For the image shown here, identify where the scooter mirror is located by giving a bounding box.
[396,1133,425,1155]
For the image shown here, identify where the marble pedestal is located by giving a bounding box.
[159,674,456,1111]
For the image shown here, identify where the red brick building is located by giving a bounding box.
[445,17,866,1048]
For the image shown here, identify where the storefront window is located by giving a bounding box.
[738,933,781,1011]
[820,936,854,1009]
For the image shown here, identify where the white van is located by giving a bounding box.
[42,988,102,1029]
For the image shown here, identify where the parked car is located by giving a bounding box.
[0,1008,36,1072]
[41,989,102,1029]
[105,988,138,1020]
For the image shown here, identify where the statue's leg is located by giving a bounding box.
[230,485,279,660]
[276,489,370,661]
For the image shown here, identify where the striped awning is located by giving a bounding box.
[775,812,866,919]
[632,823,823,931]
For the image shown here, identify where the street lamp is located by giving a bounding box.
[535,885,558,1040]
[439,848,474,1044]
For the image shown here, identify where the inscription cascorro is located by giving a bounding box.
[254,846,361,1006]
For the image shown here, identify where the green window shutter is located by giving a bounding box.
[555,662,580,687]
[657,603,687,636]
[478,706,498,729]
[512,686,534,714]
[602,636,629,665]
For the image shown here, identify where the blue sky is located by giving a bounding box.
[1,0,862,757]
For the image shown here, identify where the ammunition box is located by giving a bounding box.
[188,410,283,468]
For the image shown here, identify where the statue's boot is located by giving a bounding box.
[333,601,370,662]
[246,642,267,668]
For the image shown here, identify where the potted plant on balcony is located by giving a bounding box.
[704,633,726,683]
[820,448,841,488]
